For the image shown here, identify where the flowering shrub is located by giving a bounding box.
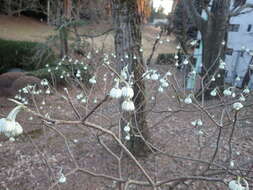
[1,33,253,190]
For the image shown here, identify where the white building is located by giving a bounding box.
[186,0,253,90]
[225,0,253,88]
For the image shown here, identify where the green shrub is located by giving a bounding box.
[0,38,55,73]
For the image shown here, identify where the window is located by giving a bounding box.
[247,24,252,32]
[228,24,240,32]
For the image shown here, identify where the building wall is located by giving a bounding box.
[225,0,253,88]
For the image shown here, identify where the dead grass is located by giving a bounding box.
[0,15,177,61]
[0,15,55,42]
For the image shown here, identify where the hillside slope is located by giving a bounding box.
[0,15,176,59]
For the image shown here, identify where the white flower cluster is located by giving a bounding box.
[243,87,250,94]
[239,94,245,102]
[121,84,135,111]
[41,79,49,86]
[190,40,198,46]
[0,105,24,139]
[76,70,81,78]
[184,94,193,104]
[123,123,131,141]
[89,76,96,84]
[76,93,87,104]
[58,168,67,184]
[223,86,250,102]
[55,56,91,80]
[219,59,226,69]
[222,87,250,110]
[103,53,110,65]
[143,69,171,93]
[142,69,159,81]
[210,88,218,97]
[14,84,43,105]
[121,65,129,80]
[223,88,233,96]
[109,78,135,112]
[191,119,203,127]
[109,78,122,99]
[228,178,248,190]
[233,102,243,111]
[183,59,189,65]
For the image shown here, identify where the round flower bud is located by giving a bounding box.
[89,76,96,84]
[122,99,135,112]
[223,89,232,96]
[210,89,217,97]
[124,124,131,132]
[125,134,131,141]
[184,96,192,104]
[122,85,134,99]
[150,72,159,80]
[109,87,122,99]
[233,102,243,111]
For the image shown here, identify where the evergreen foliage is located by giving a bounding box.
[0,38,55,73]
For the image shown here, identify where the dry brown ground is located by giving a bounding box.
[0,15,253,190]
[0,15,177,61]
[0,63,252,190]
[0,15,54,42]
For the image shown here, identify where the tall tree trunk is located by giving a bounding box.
[47,0,50,24]
[59,26,69,57]
[182,0,231,99]
[7,0,12,16]
[64,0,72,19]
[76,0,81,19]
[60,0,72,58]
[200,0,230,98]
[112,0,149,155]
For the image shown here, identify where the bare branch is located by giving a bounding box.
[181,0,207,32]
[230,3,253,17]
[146,30,164,66]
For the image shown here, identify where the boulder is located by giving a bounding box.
[11,75,41,96]
[0,73,42,98]
[0,72,25,89]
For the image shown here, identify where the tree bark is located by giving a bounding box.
[182,0,230,99]
[47,0,50,24]
[112,0,149,156]
[60,0,72,58]
[200,0,230,98]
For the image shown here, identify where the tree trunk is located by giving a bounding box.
[64,0,72,19]
[47,0,50,25]
[112,0,149,156]
[60,0,72,58]
[200,0,230,98]
[7,0,12,16]
[182,0,231,99]
[18,0,22,16]
[59,26,69,58]
[76,0,81,19]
